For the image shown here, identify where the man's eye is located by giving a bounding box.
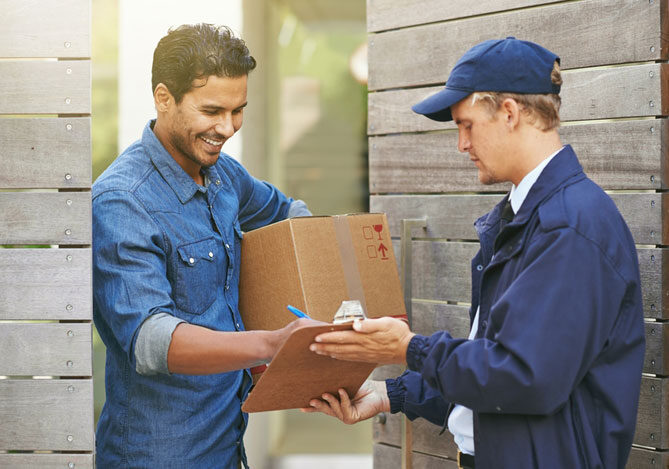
[203,110,217,115]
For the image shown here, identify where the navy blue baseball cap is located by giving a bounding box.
[412,37,560,122]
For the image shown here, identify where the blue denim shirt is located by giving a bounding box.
[93,121,295,468]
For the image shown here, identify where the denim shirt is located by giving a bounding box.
[92,121,295,468]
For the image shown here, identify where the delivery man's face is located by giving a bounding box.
[451,96,515,186]
[162,74,248,171]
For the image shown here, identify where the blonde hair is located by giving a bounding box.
[470,61,562,131]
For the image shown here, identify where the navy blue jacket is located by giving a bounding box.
[387,146,645,468]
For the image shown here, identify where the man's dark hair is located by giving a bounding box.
[151,23,257,103]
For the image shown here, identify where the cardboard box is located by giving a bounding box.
[239,213,406,330]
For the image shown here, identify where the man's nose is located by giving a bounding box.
[458,132,470,152]
[215,114,235,138]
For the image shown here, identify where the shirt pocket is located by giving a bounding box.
[175,237,218,315]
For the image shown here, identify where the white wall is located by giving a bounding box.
[118,0,243,160]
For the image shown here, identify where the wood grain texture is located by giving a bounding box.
[0,248,91,320]
[366,0,564,32]
[626,447,669,469]
[375,407,669,465]
[0,117,91,189]
[0,323,92,376]
[392,239,666,320]
[0,61,90,114]
[0,379,94,451]
[372,193,665,245]
[0,454,93,469]
[369,120,668,193]
[368,0,663,90]
[0,0,90,58]
[369,63,666,135]
[0,192,91,245]
[373,443,458,469]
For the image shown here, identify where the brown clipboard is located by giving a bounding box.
[242,322,377,413]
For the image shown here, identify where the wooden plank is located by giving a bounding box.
[369,63,666,135]
[0,192,91,245]
[369,119,669,193]
[0,0,90,58]
[627,447,669,469]
[393,239,667,320]
[0,61,90,114]
[0,117,91,189]
[411,300,669,376]
[373,443,458,469]
[637,376,669,449]
[0,248,91,320]
[372,193,664,246]
[0,379,94,451]
[367,0,564,33]
[0,323,92,376]
[368,0,664,90]
[374,377,669,454]
[0,454,93,469]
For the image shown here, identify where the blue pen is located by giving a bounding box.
[287,305,311,319]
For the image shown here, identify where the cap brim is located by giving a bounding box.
[411,87,471,122]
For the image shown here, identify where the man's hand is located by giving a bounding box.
[309,317,415,365]
[301,380,390,424]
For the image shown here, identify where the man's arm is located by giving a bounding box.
[167,319,310,374]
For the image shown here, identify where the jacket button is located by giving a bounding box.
[481,320,488,329]
[225,284,230,291]
[208,251,214,258]
[476,264,483,271]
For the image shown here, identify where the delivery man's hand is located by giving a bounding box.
[301,380,390,424]
[309,317,414,365]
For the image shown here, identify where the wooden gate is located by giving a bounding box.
[367,0,669,467]
[0,1,94,467]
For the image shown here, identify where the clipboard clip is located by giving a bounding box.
[332,300,367,324]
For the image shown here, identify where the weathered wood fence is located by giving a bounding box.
[0,1,94,467]
[367,0,669,467]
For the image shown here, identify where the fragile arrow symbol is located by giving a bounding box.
[378,243,388,258]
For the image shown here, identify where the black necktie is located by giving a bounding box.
[499,199,514,233]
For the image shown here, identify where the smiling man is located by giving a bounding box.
[306,38,645,469]
[92,24,310,468]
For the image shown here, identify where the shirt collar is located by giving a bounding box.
[508,146,563,214]
[142,120,222,204]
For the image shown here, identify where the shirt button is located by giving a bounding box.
[496,406,502,412]
[189,257,195,264]
[236,323,240,329]
[476,264,483,271]
[225,284,230,291]
[225,243,230,249]
[208,252,214,258]
[216,180,221,185]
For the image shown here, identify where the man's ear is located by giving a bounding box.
[154,83,173,113]
[500,97,521,130]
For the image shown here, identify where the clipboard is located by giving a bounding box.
[242,322,377,413]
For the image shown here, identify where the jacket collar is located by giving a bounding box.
[474,145,585,243]
[142,120,223,204]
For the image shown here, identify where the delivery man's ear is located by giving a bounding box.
[500,97,522,130]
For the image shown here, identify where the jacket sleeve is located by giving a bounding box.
[386,370,451,427]
[407,226,638,415]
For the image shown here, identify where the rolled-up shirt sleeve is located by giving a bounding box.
[135,313,185,375]
[92,189,176,371]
